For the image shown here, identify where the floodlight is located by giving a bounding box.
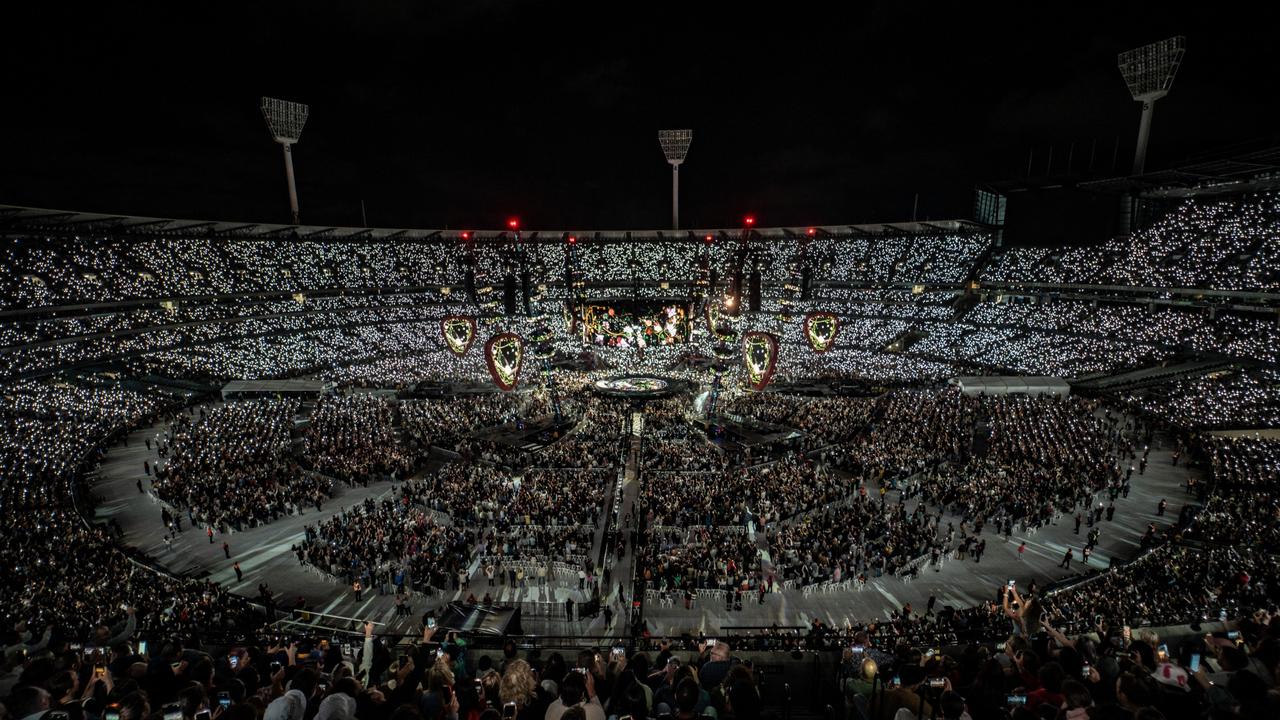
[1117,37,1185,175]
[261,97,310,224]
[659,129,693,230]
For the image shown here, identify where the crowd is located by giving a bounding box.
[6,193,1280,720]
[981,189,1280,290]
[0,376,265,647]
[305,395,413,485]
[1128,368,1280,430]
[300,487,478,594]
[401,396,526,452]
[639,458,847,528]
[151,400,331,532]
[767,495,936,584]
[722,394,875,446]
[1183,436,1280,549]
[640,526,765,596]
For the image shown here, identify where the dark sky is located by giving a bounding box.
[3,1,1279,230]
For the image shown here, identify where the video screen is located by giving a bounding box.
[583,302,690,347]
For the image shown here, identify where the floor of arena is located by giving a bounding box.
[91,397,1199,639]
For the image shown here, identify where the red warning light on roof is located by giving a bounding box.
[567,235,577,244]
[507,218,520,230]
[744,216,755,226]
[461,231,472,240]
[807,228,816,236]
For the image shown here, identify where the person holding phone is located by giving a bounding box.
[1001,583,1042,638]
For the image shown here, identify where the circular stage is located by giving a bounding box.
[591,375,686,399]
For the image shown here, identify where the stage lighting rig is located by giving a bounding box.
[659,129,693,230]
[260,97,310,224]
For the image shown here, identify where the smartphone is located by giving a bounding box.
[1219,608,1228,621]
[851,645,864,655]
[1007,579,1016,588]
[611,645,625,659]
[1081,664,1091,678]
[1189,653,1201,672]
[427,617,437,629]
[164,705,183,720]
[318,682,329,695]
[502,702,517,720]
[1007,695,1027,706]
[195,711,211,720]
[218,692,231,709]
[104,706,121,720]
[436,648,445,659]
[927,677,946,688]
[1157,643,1168,661]
[1226,630,1240,640]
[924,648,936,658]
[70,643,83,652]
[94,665,108,678]
[138,641,148,656]
[229,654,239,669]
[1122,625,1131,642]
[269,661,282,674]
[891,674,901,687]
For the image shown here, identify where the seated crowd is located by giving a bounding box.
[151,400,331,532]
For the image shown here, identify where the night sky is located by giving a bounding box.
[3,2,1279,231]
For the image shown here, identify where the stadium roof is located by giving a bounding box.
[0,204,987,244]
[1081,144,1280,198]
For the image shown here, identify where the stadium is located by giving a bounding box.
[3,6,1279,720]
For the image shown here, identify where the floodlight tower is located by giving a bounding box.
[659,129,692,230]
[261,97,310,224]
[1117,37,1185,176]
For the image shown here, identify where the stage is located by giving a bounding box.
[590,374,692,400]
[694,412,805,453]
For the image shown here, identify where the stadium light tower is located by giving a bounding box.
[261,97,310,224]
[1117,37,1185,176]
[659,129,692,230]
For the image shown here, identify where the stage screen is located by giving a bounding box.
[583,302,690,347]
